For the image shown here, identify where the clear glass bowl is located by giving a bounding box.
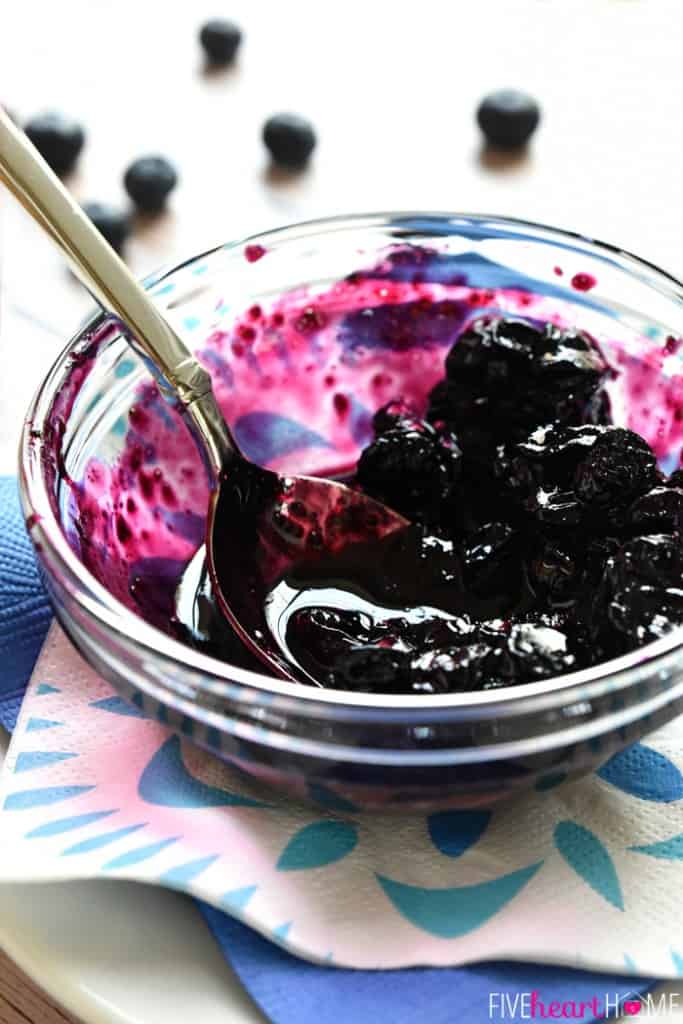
[19,213,683,810]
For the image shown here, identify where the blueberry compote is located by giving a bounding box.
[64,246,683,696]
[270,315,682,693]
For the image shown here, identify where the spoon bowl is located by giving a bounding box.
[205,464,408,682]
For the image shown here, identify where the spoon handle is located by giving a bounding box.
[0,106,232,477]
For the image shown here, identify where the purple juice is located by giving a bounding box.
[54,246,683,692]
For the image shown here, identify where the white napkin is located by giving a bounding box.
[0,623,681,976]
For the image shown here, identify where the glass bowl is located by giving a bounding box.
[19,213,683,810]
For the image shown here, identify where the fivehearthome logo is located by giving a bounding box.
[488,989,680,1019]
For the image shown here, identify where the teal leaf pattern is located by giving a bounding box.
[597,743,683,802]
[629,832,683,860]
[138,737,269,808]
[376,862,542,938]
[554,821,624,910]
[427,809,492,858]
[276,820,358,871]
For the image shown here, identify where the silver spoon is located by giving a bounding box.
[0,108,408,683]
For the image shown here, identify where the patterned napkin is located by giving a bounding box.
[0,618,682,977]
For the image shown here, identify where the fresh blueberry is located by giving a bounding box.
[262,113,316,168]
[476,89,541,149]
[82,202,131,254]
[199,19,242,64]
[124,155,178,213]
[24,111,85,175]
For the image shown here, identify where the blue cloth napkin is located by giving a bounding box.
[0,476,654,1023]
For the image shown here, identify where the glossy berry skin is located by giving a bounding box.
[411,623,575,693]
[263,113,317,168]
[440,317,607,437]
[24,111,84,175]
[476,89,541,148]
[199,19,242,64]
[124,156,178,213]
[497,423,604,522]
[506,623,576,681]
[601,535,683,648]
[372,398,422,435]
[82,202,131,254]
[356,421,462,522]
[629,486,683,535]
[500,424,659,528]
[463,521,526,614]
[574,428,659,519]
[529,538,580,607]
[411,644,498,693]
[329,646,414,694]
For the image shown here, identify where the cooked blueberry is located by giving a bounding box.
[411,644,497,692]
[372,399,422,435]
[329,646,413,693]
[82,202,131,254]
[506,623,576,680]
[629,486,683,534]
[263,113,316,168]
[24,111,84,175]
[581,536,622,589]
[288,607,373,667]
[476,89,541,148]
[601,535,683,646]
[356,423,462,522]
[464,521,526,612]
[412,622,574,691]
[529,538,579,606]
[442,317,607,435]
[199,18,242,64]
[668,469,683,489]
[407,615,476,651]
[573,428,659,517]
[497,423,605,507]
[124,155,178,213]
[368,525,467,617]
[499,424,658,528]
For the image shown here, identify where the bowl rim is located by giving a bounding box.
[18,209,683,717]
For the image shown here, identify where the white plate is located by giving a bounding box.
[0,879,266,1024]
[0,731,264,1024]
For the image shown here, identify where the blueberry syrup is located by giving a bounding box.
[570,272,597,292]
[50,246,683,693]
[244,244,267,263]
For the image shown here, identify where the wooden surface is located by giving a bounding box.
[0,949,74,1024]
[0,0,682,1020]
